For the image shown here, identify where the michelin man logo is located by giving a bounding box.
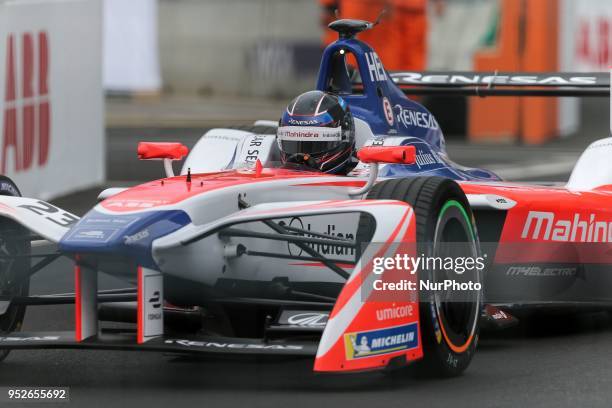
[349,334,371,356]
[344,323,419,360]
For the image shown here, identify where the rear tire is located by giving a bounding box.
[358,177,482,377]
[0,176,31,362]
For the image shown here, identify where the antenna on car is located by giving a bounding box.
[372,7,388,27]
[328,7,388,40]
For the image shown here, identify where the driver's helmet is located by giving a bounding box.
[277,90,355,174]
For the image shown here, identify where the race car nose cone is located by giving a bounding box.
[59,209,191,268]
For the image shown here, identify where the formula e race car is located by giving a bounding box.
[0,19,610,377]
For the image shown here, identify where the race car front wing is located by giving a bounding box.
[0,199,422,373]
[0,331,318,356]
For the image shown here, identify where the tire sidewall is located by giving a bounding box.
[0,176,30,362]
[357,176,483,377]
[0,176,21,198]
[417,180,481,376]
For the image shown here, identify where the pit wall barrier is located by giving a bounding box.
[0,0,104,199]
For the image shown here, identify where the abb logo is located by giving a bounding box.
[577,18,611,69]
[2,32,50,174]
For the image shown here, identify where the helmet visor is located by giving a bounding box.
[277,126,344,155]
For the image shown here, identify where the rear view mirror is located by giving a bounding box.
[137,142,189,177]
[137,142,189,161]
[350,145,417,197]
[356,145,416,164]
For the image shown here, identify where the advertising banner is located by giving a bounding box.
[0,0,104,200]
[572,0,611,72]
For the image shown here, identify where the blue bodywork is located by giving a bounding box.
[316,38,500,181]
[60,210,191,268]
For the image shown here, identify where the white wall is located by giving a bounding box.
[158,0,320,97]
[0,0,104,200]
[428,0,498,70]
[559,0,612,137]
[571,0,612,72]
[103,0,161,92]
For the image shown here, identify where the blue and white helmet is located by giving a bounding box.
[277,90,355,174]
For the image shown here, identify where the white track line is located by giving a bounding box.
[487,157,578,180]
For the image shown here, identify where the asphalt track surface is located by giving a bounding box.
[3,106,612,407]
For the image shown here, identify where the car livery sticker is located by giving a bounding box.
[344,322,418,360]
[382,97,394,126]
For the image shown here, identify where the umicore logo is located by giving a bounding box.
[521,211,612,242]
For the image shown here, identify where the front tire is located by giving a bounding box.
[359,177,482,377]
[0,176,31,362]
